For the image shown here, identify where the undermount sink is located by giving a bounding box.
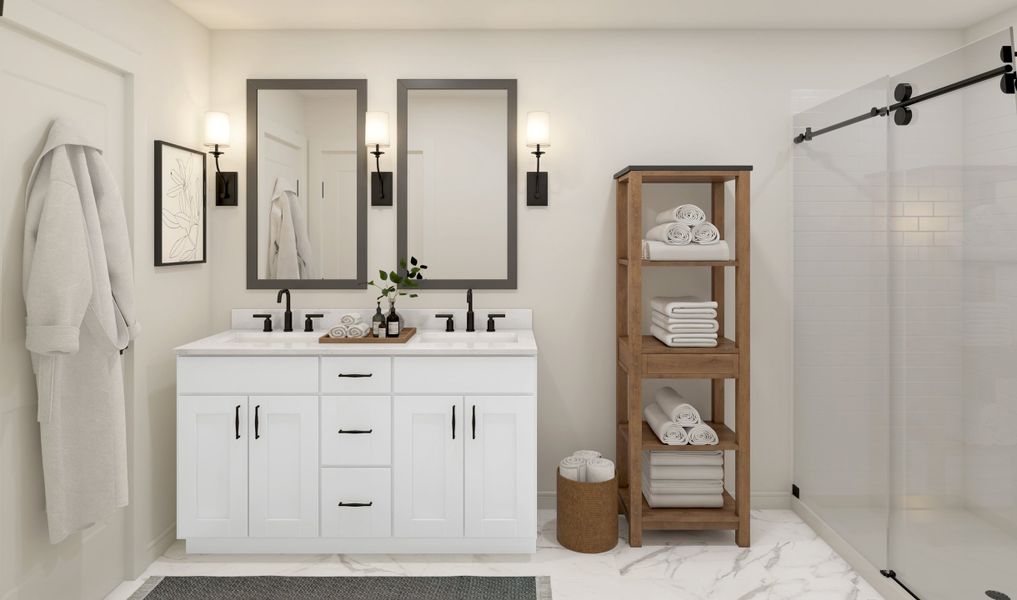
[230,331,319,343]
[417,331,519,344]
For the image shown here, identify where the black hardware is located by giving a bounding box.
[338,429,373,434]
[337,501,374,507]
[791,484,800,499]
[794,56,1015,143]
[452,405,456,439]
[527,144,549,206]
[253,313,273,332]
[276,289,293,332]
[435,313,455,332]
[0,1,5,17]
[1003,45,1014,63]
[472,404,476,439]
[986,591,1012,600]
[880,570,921,599]
[337,373,373,378]
[370,144,393,206]
[466,289,475,332]
[207,144,238,206]
[304,313,324,332]
[486,313,506,332]
[235,405,241,440]
[254,405,261,439]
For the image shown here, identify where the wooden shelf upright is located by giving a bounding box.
[613,165,751,547]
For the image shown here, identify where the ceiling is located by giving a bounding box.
[169,0,1014,30]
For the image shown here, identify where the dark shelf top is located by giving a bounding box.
[613,165,754,179]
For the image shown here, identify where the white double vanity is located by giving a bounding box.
[175,309,537,554]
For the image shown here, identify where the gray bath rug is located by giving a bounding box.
[127,575,552,599]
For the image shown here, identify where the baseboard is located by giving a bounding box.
[538,490,791,510]
[792,498,912,600]
[143,522,176,562]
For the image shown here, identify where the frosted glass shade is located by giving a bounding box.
[366,111,390,147]
[526,111,550,147]
[203,111,231,147]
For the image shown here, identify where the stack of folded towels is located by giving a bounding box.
[642,387,719,446]
[651,296,719,348]
[643,203,730,261]
[641,387,724,508]
[327,312,370,339]
[559,450,616,483]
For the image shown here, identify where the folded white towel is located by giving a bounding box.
[572,450,602,461]
[559,456,587,482]
[643,403,688,445]
[642,461,724,480]
[654,388,702,425]
[340,313,363,326]
[642,240,731,261]
[651,296,718,317]
[586,458,616,483]
[328,325,349,339]
[652,325,719,348]
[691,222,721,245]
[642,486,724,509]
[652,313,720,334]
[686,423,720,445]
[656,204,706,226]
[648,450,723,467]
[347,323,370,338]
[648,480,724,495]
[645,222,692,246]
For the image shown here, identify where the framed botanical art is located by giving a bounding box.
[155,140,207,266]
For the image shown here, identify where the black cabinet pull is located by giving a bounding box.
[337,373,373,378]
[254,405,261,439]
[472,405,476,439]
[338,429,373,434]
[337,501,373,508]
[235,404,241,440]
[452,405,456,440]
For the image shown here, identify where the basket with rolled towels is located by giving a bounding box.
[327,313,370,339]
[556,449,618,553]
[643,203,730,261]
[642,387,720,446]
[651,296,719,348]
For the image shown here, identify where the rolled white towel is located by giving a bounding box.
[559,456,588,482]
[586,458,616,483]
[572,450,602,461]
[347,322,370,338]
[656,204,706,226]
[645,222,692,246]
[648,450,723,467]
[340,313,363,326]
[652,325,719,348]
[643,403,689,445]
[691,222,721,245]
[328,325,349,339]
[654,387,702,425]
[686,423,720,445]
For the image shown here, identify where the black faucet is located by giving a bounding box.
[466,288,475,332]
[276,289,293,332]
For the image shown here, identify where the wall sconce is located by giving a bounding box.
[204,111,238,206]
[366,111,392,207]
[526,111,550,206]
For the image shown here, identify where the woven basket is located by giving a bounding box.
[555,468,619,553]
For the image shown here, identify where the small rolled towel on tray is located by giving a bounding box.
[339,313,362,326]
[328,325,348,339]
[656,204,706,226]
[645,222,693,246]
[643,403,689,445]
[346,323,370,338]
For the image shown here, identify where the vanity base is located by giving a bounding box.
[185,537,537,554]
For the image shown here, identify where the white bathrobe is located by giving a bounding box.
[23,120,139,543]
[267,177,315,279]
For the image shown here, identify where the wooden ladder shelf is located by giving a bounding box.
[614,165,751,547]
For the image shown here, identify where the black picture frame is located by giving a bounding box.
[154,140,207,266]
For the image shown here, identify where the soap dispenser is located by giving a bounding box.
[371,302,385,337]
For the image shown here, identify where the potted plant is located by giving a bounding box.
[367,257,427,337]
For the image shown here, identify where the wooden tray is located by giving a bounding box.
[318,327,416,344]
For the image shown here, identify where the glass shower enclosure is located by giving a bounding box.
[794,29,1017,600]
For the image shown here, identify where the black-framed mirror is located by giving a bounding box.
[246,79,367,289]
[397,79,517,289]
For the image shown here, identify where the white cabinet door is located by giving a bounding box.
[248,396,319,537]
[393,396,463,538]
[177,396,248,538]
[464,396,537,538]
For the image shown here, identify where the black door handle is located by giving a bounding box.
[337,429,373,434]
[254,405,261,439]
[337,501,373,507]
[337,373,373,378]
[472,405,476,439]
[452,405,456,440]
[235,404,241,440]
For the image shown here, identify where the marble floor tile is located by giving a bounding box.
[104,509,882,600]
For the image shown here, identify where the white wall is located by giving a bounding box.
[208,29,961,507]
[0,1,211,599]
[965,7,1017,41]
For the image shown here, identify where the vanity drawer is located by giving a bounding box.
[320,357,392,394]
[321,396,391,466]
[320,468,392,538]
[177,357,318,394]
[393,357,537,394]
